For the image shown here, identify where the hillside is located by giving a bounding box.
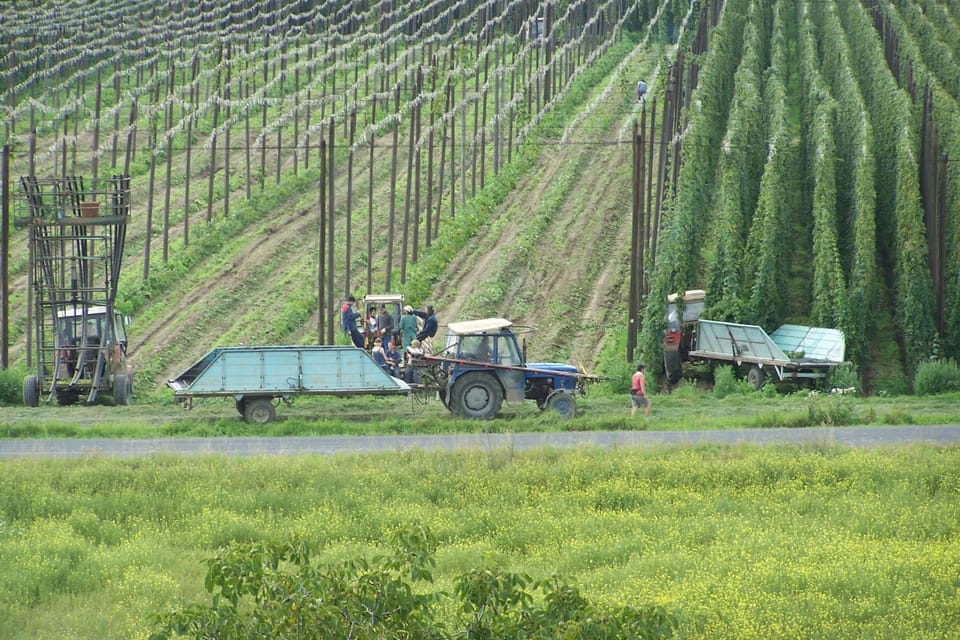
[2,0,686,394]
[2,0,958,398]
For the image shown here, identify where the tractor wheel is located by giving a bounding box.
[546,391,577,418]
[747,366,765,391]
[244,398,277,424]
[113,374,131,406]
[23,375,40,408]
[451,372,502,420]
[663,350,683,385]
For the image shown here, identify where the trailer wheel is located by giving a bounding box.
[546,391,576,418]
[452,372,502,420]
[244,398,276,424]
[235,398,247,416]
[23,375,40,408]
[747,366,765,391]
[113,374,131,406]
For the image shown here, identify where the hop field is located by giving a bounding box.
[1,444,958,639]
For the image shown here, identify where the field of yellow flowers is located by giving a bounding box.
[1,444,958,638]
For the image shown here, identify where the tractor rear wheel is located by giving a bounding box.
[546,391,576,418]
[451,372,502,420]
[244,398,276,424]
[23,375,40,408]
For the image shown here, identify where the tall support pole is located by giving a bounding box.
[638,108,647,299]
[386,84,400,291]
[367,96,377,295]
[326,118,336,345]
[646,98,658,265]
[318,137,327,344]
[627,121,640,362]
[0,145,8,369]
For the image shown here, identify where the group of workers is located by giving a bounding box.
[342,297,652,417]
[341,297,438,383]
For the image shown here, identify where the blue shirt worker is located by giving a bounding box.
[384,340,403,377]
[413,305,438,352]
[341,296,364,348]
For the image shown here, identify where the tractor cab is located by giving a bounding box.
[663,289,705,384]
[363,293,404,346]
[23,304,132,407]
[57,305,128,352]
[443,318,523,368]
[430,318,584,419]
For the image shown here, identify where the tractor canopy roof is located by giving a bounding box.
[666,289,706,304]
[446,318,513,335]
[363,293,404,305]
[57,305,110,318]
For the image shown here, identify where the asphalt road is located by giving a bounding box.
[2,425,959,458]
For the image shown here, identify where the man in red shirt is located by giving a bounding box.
[630,363,650,417]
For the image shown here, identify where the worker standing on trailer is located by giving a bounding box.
[398,305,419,350]
[377,304,395,341]
[630,363,651,417]
[413,305,438,353]
[342,296,364,348]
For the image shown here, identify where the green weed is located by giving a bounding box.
[913,359,960,395]
[0,365,30,405]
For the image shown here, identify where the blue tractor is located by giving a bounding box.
[414,318,597,419]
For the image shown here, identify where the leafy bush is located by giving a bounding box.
[149,525,678,640]
[913,358,960,396]
[0,365,29,405]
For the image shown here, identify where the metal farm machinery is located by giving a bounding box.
[17,176,132,406]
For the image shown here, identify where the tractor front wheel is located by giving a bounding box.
[113,374,132,406]
[23,375,40,408]
[244,398,276,424]
[451,372,502,420]
[546,391,576,418]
